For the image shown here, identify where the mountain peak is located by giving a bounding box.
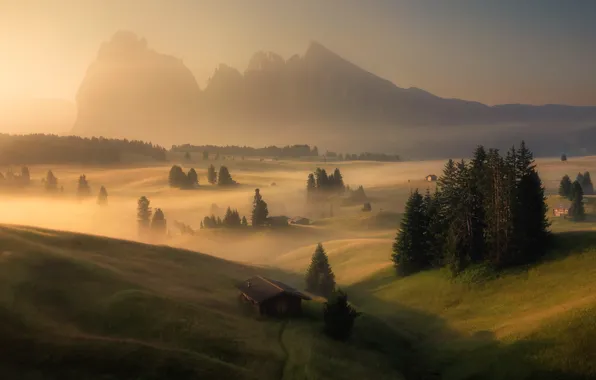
[304,41,342,63]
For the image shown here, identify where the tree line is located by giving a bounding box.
[306,168,345,198]
[168,165,237,188]
[200,188,268,229]
[0,134,166,164]
[558,172,592,221]
[393,141,550,276]
[325,151,401,162]
[171,144,319,158]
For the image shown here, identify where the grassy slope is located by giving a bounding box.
[349,231,596,380]
[0,225,407,380]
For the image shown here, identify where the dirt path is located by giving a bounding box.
[277,320,290,380]
[494,293,596,338]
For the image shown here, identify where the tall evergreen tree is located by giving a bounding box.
[21,166,30,185]
[217,166,236,186]
[77,174,91,197]
[251,188,269,227]
[45,170,58,191]
[424,188,445,267]
[315,168,329,189]
[241,216,248,227]
[582,171,594,195]
[392,189,430,276]
[207,164,217,184]
[469,146,488,263]
[169,165,188,188]
[307,173,316,200]
[576,172,585,188]
[305,243,336,297]
[223,207,242,227]
[187,168,198,187]
[569,181,585,221]
[97,185,108,206]
[332,168,345,191]
[323,289,360,340]
[151,208,167,235]
[137,196,152,233]
[558,175,573,199]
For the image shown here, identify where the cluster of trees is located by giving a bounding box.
[0,134,166,164]
[559,174,587,221]
[171,144,319,158]
[201,207,248,229]
[0,166,30,187]
[207,165,237,186]
[326,152,401,162]
[305,243,359,340]
[575,172,594,195]
[393,142,550,276]
[168,165,199,189]
[306,168,345,199]
[77,175,91,197]
[137,196,167,237]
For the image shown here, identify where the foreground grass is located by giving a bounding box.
[0,225,407,380]
[349,231,596,379]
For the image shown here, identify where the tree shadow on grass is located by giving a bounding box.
[347,276,596,380]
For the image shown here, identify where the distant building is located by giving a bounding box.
[236,276,311,317]
[290,216,311,225]
[267,216,290,227]
[426,174,438,182]
[553,207,569,217]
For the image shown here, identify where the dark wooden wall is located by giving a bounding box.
[259,294,302,317]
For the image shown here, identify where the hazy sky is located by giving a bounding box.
[1,0,595,106]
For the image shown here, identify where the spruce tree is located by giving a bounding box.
[392,189,430,276]
[77,174,91,197]
[315,168,329,189]
[241,216,248,227]
[424,188,445,267]
[45,170,58,191]
[469,146,488,263]
[137,196,152,234]
[582,171,594,195]
[207,164,217,184]
[576,172,585,188]
[21,166,30,185]
[97,185,108,206]
[151,208,167,235]
[332,168,345,192]
[558,175,573,199]
[569,181,585,221]
[168,165,187,188]
[305,243,336,297]
[307,173,316,200]
[217,166,236,186]
[187,168,198,187]
[251,188,269,227]
[323,289,360,340]
[224,207,241,227]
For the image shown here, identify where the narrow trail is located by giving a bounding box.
[277,320,290,380]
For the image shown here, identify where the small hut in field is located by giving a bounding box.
[236,276,311,317]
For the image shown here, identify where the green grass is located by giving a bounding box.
[0,225,407,380]
[348,231,596,379]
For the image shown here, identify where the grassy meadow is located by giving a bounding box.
[2,153,596,379]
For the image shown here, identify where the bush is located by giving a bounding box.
[323,289,360,340]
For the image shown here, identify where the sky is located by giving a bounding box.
[0,0,595,106]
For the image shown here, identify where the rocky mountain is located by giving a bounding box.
[72,32,596,157]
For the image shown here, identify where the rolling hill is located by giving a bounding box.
[71,32,596,158]
[0,225,409,380]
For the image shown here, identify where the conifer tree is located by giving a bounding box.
[168,165,187,188]
[315,168,329,189]
[582,171,594,195]
[77,174,91,197]
[392,189,430,276]
[137,196,152,234]
[207,164,217,184]
[187,168,198,187]
[45,170,58,191]
[203,151,209,160]
[151,208,167,235]
[332,168,345,192]
[251,188,269,227]
[305,243,336,297]
[323,289,360,340]
[241,216,248,227]
[97,185,108,206]
[184,152,191,161]
[469,146,488,263]
[307,173,316,200]
[217,166,236,186]
[224,207,241,227]
[559,175,573,199]
[569,181,585,221]
[576,172,585,188]
[21,166,30,185]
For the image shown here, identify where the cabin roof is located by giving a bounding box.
[236,276,311,303]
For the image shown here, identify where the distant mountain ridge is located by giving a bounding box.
[72,32,596,158]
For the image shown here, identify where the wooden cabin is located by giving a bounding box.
[236,276,311,317]
[553,207,569,217]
